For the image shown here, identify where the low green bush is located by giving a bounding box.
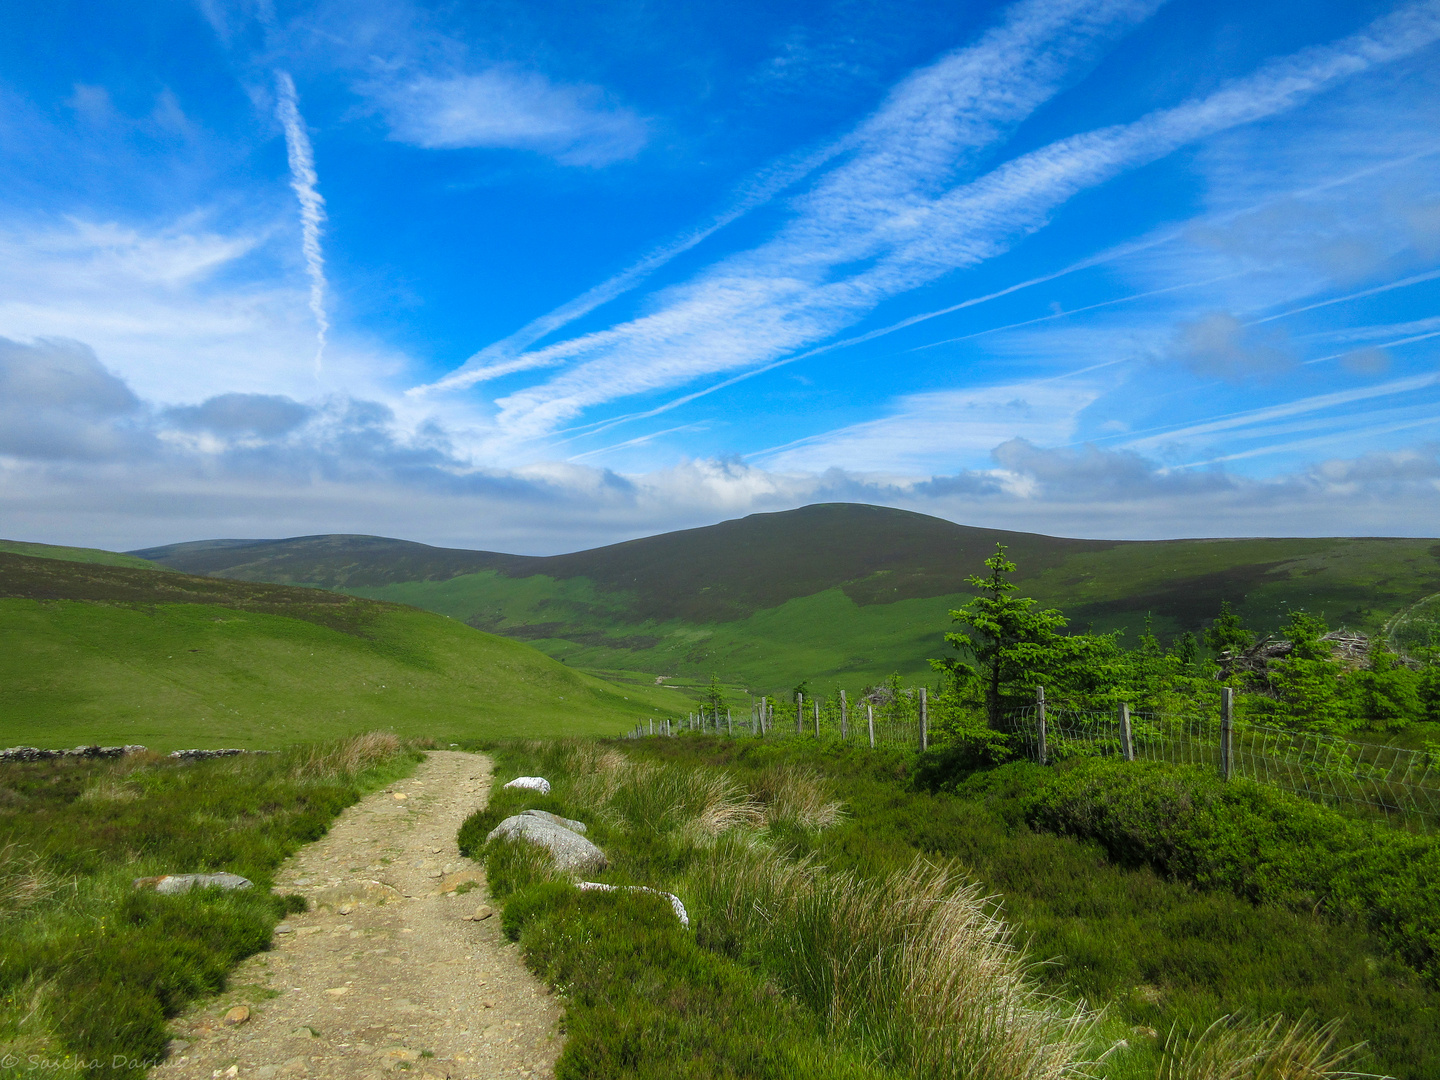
[986,758,1440,983]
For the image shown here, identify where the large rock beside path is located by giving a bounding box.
[487,814,606,875]
[523,808,588,834]
[134,872,253,894]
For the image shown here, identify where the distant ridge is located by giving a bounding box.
[133,504,1121,623]
[131,503,1440,683]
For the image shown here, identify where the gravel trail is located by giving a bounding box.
[155,751,562,1080]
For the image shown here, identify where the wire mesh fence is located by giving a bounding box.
[627,691,927,751]
[1005,703,1440,831]
[627,685,1440,831]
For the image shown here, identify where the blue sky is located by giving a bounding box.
[2,0,1439,552]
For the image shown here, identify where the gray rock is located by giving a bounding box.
[133,872,254,894]
[486,815,606,876]
[503,776,551,794]
[522,808,587,834]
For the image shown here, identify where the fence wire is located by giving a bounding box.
[629,697,924,751]
[1006,705,1440,831]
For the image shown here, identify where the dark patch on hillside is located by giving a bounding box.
[1067,562,1290,631]
[135,504,1122,623]
[0,552,390,636]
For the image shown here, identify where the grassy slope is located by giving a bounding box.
[133,505,1440,687]
[0,538,162,571]
[0,553,682,751]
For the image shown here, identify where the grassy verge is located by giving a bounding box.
[464,737,1439,1080]
[0,733,420,1077]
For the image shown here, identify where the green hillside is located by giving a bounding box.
[0,551,683,751]
[133,504,1440,691]
[1,537,163,570]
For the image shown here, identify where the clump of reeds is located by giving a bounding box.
[546,740,761,841]
[684,834,820,957]
[0,843,61,916]
[750,764,843,830]
[291,730,403,779]
[76,778,140,803]
[684,844,1099,1080]
[1158,1013,1382,1080]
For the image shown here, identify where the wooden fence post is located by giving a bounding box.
[727,708,733,737]
[649,719,654,736]
[1036,686,1048,765]
[867,702,876,749]
[814,699,820,738]
[840,689,848,740]
[919,687,928,752]
[1220,686,1234,780]
[1119,702,1134,761]
[796,693,804,735]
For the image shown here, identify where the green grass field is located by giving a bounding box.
[0,549,683,751]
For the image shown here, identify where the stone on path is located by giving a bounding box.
[310,880,403,909]
[487,814,606,876]
[222,1006,249,1026]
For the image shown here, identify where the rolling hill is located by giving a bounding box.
[130,503,1440,691]
[0,547,683,751]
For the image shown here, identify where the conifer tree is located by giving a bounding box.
[939,544,1069,724]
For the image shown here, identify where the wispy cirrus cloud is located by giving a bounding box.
[458,0,1440,453]
[422,0,1164,407]
[364,68,648,167]
[274,70,329,375]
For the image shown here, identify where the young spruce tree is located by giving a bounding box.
[938,543,1069,725]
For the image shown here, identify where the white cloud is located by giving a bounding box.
[0,336,1437,551]
[274,71,330,375]
[367,69,648,167]
[452,0,1440,450]
[0,215,403,406]
[757,381,1100,475]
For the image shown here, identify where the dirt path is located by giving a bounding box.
[155,751,562,1080]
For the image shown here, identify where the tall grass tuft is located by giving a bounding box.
[292,730,403,778]
[0,842,61,916]
[1158,1013,1380,1080]
[687,846,1097,1080]
[525,739,762,841]
[752,764,844,830]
